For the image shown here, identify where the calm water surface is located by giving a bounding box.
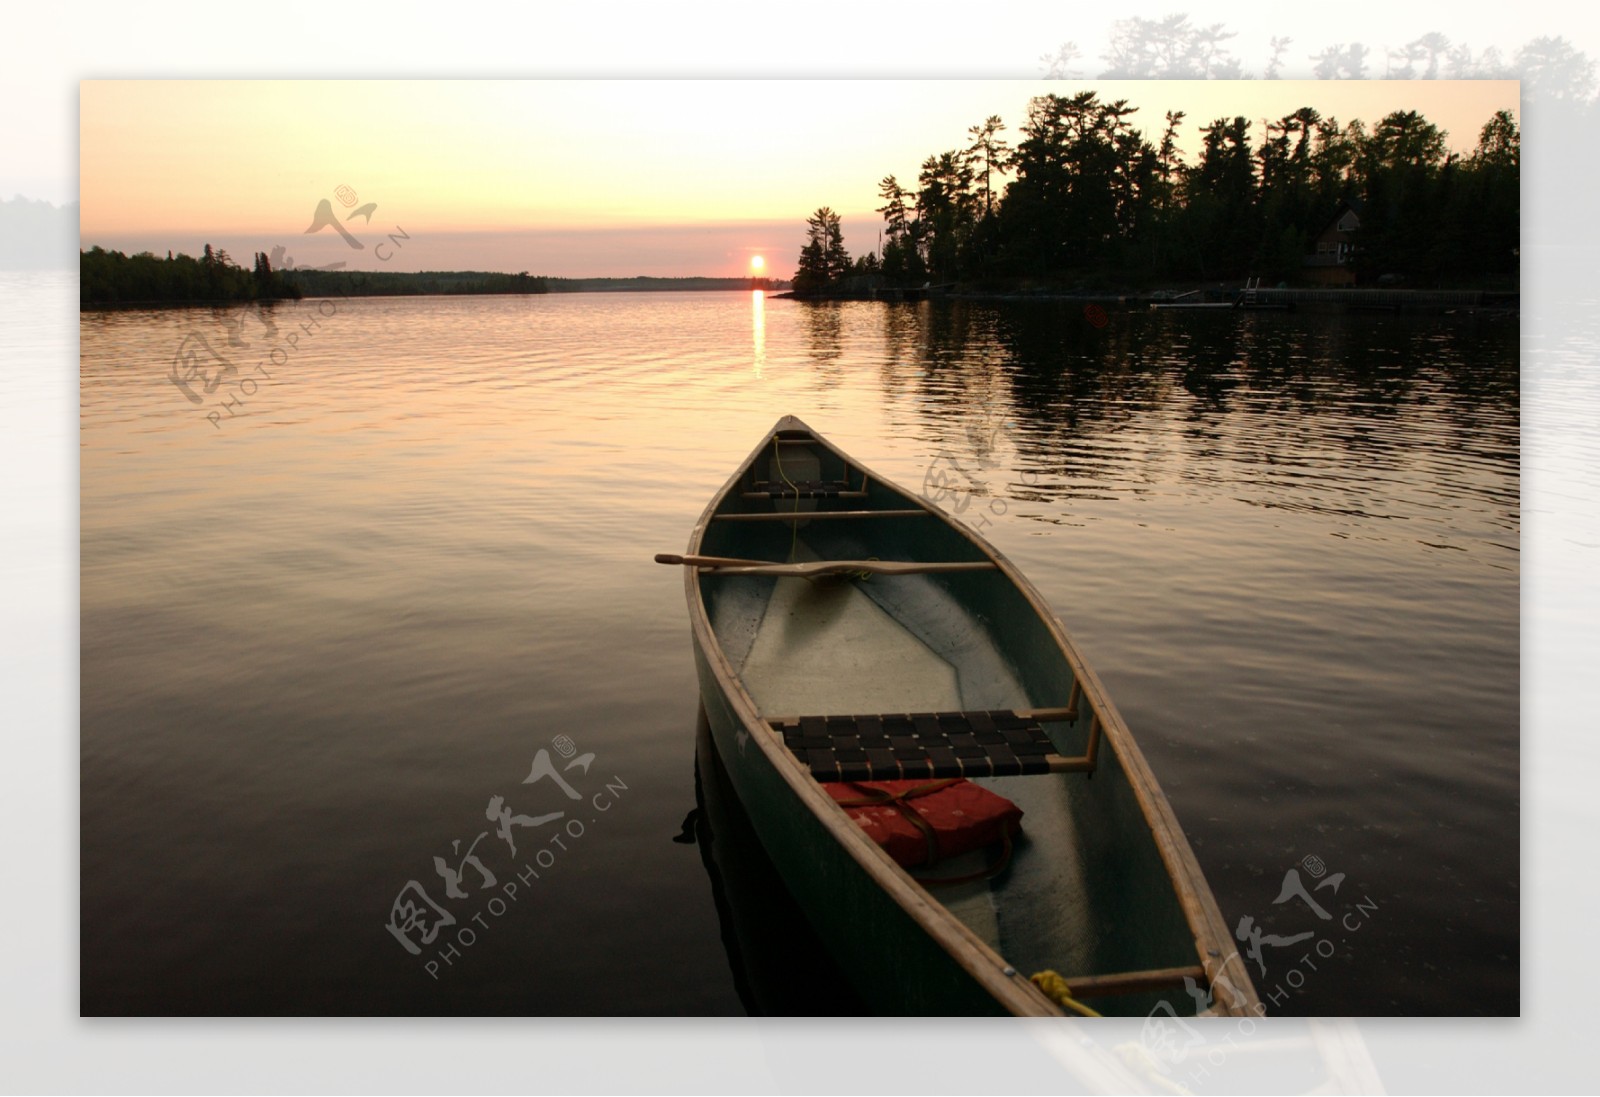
[79,289,1518,1016]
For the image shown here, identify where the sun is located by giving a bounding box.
[750,254,765,274]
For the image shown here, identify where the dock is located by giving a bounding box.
[1225,286,1515,313]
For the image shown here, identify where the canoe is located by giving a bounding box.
[662,414,1260,1017]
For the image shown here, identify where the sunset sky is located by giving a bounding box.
[79,80,1518,278]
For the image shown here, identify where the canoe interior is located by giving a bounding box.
[695,433,1210,1016]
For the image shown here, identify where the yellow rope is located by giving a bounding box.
[771,437,802,563]
[772,437,872,581]
[849,556,879,582]
[1030,970,1102,1017]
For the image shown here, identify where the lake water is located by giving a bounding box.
[78,287,1518,1018]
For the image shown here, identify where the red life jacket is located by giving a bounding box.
[826,778,1023,870]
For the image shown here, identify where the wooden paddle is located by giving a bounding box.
[654,553,997,578]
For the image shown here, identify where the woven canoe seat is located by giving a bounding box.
[747,479,854,499]
[769,710,1063,782]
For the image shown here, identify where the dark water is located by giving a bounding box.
[79,288,1517,1017]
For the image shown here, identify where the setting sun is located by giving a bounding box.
[750,254,765,273]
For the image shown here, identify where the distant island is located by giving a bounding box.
[281,271,785,296]
[77,246,787,307]
[546,275,787,293]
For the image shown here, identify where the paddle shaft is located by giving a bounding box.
[655,552,772,568]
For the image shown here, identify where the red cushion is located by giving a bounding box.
[826,778,1024,868]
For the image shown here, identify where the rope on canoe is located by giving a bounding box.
[831,778,1019,884]
[831,778,962,866]
[771,436,803,562]
[770,436,873,579]
[1029,970,1102,1017]
[848,556,879,582]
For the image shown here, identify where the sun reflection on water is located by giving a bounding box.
[751,288,765,378]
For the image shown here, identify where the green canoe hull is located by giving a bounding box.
[675,415,1260,1018]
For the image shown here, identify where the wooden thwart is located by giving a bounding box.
[710,508,931,522]
[655,553,997,578]
[1056,965,1209,1000]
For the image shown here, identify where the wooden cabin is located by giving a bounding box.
[1303,198,1362,286]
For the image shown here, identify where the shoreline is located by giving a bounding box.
[778,284,1520,314]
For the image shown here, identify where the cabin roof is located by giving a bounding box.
[1315,196,1365,238]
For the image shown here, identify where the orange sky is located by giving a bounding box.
[79,79,1518,277]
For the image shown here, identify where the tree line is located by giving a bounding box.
[78,248,564,305]
[80,245,302,306]
[77,249,800,305]
[793,94,1519,294]
[281,269,549,296]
